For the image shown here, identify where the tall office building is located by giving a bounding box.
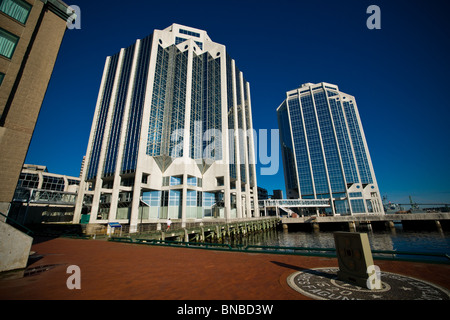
[277,82,383,215]
[0,0,74,215]
[74,24,258,232]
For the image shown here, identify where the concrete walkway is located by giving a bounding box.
[0,237,449,300]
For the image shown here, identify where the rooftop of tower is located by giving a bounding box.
[299,82,339,90]
[283,82,341,97]
[163,23,212,42]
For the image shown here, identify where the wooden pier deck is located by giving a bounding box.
[281,212,450,231]
[110,217,279,242]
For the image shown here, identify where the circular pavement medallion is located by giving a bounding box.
[287,267,450,300]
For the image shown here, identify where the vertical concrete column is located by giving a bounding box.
[324,89,348,216]
[436,220,443,232]
[90,49,126,224]
[231,59,242,218]
[312,222,320,231]
[200,226,205,242]
[220,47,231,221]
[386,220,395,231]
[181,174,188,228]
[180,42,194,229]
[352,96,384,214]
[237,72,251,218]
[74,57,111,224]
[215,225,221,241]
[37,171,44,189]
[245,82,259,217]
[110,40,141,222]
[348,221,356,232]
[130,34,160,233]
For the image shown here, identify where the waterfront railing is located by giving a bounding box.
[108,237,450,264]
[0,211,34,236]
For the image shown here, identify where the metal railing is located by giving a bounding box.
[107,237,450,264]
[259,199,330,208]
[0,211,34,236]
[13,187,77,205]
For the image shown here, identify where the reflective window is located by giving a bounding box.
[175,36,187,45]
[17,172,39,189]
[169,190,181,206]
[147,45,169,156]
[168,49,188,158]
[0,0,31,24]
[67,179,80,186]
[202,192,217,217]
[179,28,200,38]
[0,28,19,59]
[86,53,119,180]
[328,96,359,184]
[122,35,152,174]
[349,192,362,198]
[366,199,373,213]
[343,100,373,184]
[335,199,350,214]
[351,199,366,213]
[300,93,329,195]
[161,190,168,207]
[42,176,65,191]
[189,51,222,161]
[175,37,202,50]
[104,44,135,177]
[187,176,197,186]
[313,91,345,194]
[287,96,313,195]
[194,41,203,50]
[141,190,161,206]
[170,175,182,186]
[190,53,204,159]
[216,177,224,186]
[186,190,197,206]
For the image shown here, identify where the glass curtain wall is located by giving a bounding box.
[280,84,379,215]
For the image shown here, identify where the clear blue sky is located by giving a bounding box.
[25,0,450,205]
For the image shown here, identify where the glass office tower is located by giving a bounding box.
[74,24,258,231]
[277,82,383,215]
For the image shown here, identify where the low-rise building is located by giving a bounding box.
[9,164,80,224]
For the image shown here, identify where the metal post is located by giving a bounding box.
[23,189,33,225]
[264,200,267,217]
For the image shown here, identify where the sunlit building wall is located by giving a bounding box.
[0,0,75,215]
[74,24,258,231]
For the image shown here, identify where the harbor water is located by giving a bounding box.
[225,225,450,261]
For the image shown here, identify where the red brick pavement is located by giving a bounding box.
[0,237,449,300]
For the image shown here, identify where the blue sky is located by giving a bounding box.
[25,0,450,205]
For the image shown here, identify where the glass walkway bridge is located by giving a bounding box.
[259,199,330,216]
[13,187,77,206]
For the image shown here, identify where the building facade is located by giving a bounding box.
[277,82,383,215]
[272,189,283,200]
[9,164,80,224]
[0,0,74,215]
[257,187,268,200]
[74,24,258,232]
